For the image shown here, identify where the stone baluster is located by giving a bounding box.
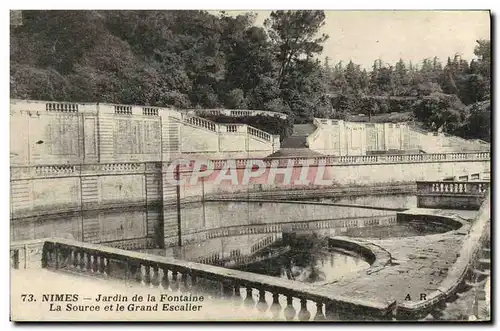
[170,270,179,292]
[151,266,160,287]
[161,268,170,290]
[180,273,188,292]
[55,247,62,268]
[257,289,268,313]
[297,299,311,321]
[51,245,60,269]
[233,284,242,300]
[105,256,111,276]
[314,302,326,320]
[269,293,281,320]
[58,246,70,268]
[41,245,49,268]
[244,287,255,308]
[79,251,86,270]
[71,249,78,269]
[143,264,151,287]
[190,274,198,294]
[91,254,98,273]
[283,296,296,320]
[128,263,142,284]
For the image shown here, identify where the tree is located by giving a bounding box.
[345,60,362,92]
[473,39,491,99]
[393,59,409,94]
[414,93,465,131]
[225,89,248,109]
[264,10,329,88]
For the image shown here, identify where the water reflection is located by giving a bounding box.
[235,233,370,283]
[139,218,454,284]
[342,220,454,239]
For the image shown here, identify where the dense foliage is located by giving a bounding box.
[10,10,490,140]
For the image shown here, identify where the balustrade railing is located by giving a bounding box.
[178,215,397,246]
[247,127,271,141]
[142,107,159,116]
[34,164,77,175]
[193,108,288,119]
[10,238,394,321]
[46,102,79,112]
[99,163,143,172]
[176,151,490,170]
[416,181,490,195]
[183,115,217,132]
[230,110,252,117]
[114,105,133,115]
[9,152,490,180]
[194,234,282,268]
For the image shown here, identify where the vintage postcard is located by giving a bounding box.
[9,9,491,322]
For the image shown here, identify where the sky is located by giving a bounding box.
[219,10,490,69]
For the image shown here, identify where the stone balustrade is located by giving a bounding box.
[194,233,283,268]
[46,102,79,112]
[178,151,490,170]
[177,215,397,248]
[191,108,288,120]
[10,238,395,321]
[415,181,489,210]
[219,123,246,133]
[182,114,274,142]
[416,181,490,195]
[183,115,218,132]
[11,162,162,180]
[247,126,272,141]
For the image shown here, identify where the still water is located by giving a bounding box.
[235,234,370,284]
[162,218,456,284]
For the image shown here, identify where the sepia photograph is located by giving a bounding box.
[8,8,491,323]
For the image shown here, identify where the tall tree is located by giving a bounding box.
[264,10,329,88]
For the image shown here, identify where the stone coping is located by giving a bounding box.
[9,151,490,173]
[10,237,395,313]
